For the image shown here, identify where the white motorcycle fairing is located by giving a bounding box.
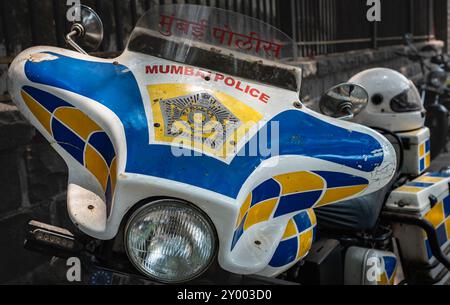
[7,5,396,277]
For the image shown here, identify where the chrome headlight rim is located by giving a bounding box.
[124,198,218,284]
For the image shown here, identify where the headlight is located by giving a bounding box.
[428,70,447,88]
[125,199,217,283]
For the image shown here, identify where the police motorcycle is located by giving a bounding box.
[309,68,450,285]
[8,4,401,284]
[396,33,449,159]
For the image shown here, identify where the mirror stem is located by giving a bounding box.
[337,102,354,120]
[338,113,354,121]
[65,26,88,55]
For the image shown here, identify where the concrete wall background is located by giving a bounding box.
[0,41,434,283]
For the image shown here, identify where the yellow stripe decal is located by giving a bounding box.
[378,272,389,285]
[110,157,117,195]
[424,202,445,228]
[274,171,324,195]
[85,144,109,191]
[21,90,52,134]
[243,198,278,231]
[307,209,317,226]
[297,229,313,259]
[395,186,424,193]
[236,194,251,227]
[315,184,367,207]
[416,176,444,183]
[425,154,431,168]
[419,143,425,157]
[54,107,101,140]
[282,219,297,239]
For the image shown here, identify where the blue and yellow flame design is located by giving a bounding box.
[269,209,316,267]
[232,171,368,251]
[21,86,117,215]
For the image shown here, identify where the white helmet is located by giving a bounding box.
[349,68,425,132]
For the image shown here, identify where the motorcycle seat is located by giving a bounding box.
[314,182,393,232]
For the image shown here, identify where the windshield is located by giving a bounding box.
[127,4,300,91]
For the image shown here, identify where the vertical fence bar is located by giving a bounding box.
[290,0,298,59]
[428,0,434,40]
[409,0,414,35]
[113,0,124,50]
[372,21,378,49]
[130,0,138,27]
[27,0,36,44]
[314,0,320,56]
[290,0,298,42]
[52,0,64,47]
[325,0,331,54]
[300,0,307,56]
[0,0,8,56]
[296,0,303,57]
[271,0,277,28]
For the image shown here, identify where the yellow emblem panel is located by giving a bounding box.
[148,84,263,159]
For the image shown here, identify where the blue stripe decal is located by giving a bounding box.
[427,172,450,178]
[444,196,450,218]
[437,225,447,246]
[268,237,298,267]
[25,52,384,198]
[58,143,84,164]
[313,171,368,188]
[425,139,430,152]
[274,191,322,217]
[383,256,396,279]
[293,210,312,233]
[23,85,73,112]
[250,179,280,206]
[231,214,246,250]
[89,132,116,166]
[406,182,434,188]
[51,119,85,164]
[425,240,433,259]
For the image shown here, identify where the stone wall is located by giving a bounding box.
[0,103,70,283]
[299,41,442,110]
[0,41,442,283]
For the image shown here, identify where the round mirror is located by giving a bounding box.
[67,5,104,52]
[319,83,369,119]
[403,33,413,45]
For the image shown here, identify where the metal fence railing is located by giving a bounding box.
[283,0,435,58]
[0,0,440,61]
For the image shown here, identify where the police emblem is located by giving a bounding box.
[148,83,263,160]
[160,92,240,150]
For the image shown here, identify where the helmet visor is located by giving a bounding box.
[390,83,422,113]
